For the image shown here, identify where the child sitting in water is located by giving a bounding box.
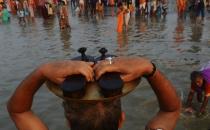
[185,61,210,116]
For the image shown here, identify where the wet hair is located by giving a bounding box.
[190,71,202,82]
[63,99,122,130]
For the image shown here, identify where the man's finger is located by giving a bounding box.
[95,65,118,80]
[80,68,94,82]
[120,74,135,82]
[87,62,94,67]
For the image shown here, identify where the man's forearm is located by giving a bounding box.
[7,68,46,113]
[146,70,181,112]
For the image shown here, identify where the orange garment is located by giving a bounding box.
[139,0,146,4]
[177,0,186,12]
[117,10,124,33]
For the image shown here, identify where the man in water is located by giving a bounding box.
[185,62,210,116]
[7,57,181,130]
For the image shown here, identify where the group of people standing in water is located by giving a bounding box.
[0,0,209,30]
[177,0,210,21]
[0,0,70,28]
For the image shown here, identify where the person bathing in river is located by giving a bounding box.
[206,0,210,11]
[161,0,168,16]
[177,0,186,18]
[116,2,124,33]
[185,61,210,116]
[194,0,205,22]
[96,0,104,19]
[150,0,157,16]
[0,5,10,23]
[17,5,26,25]
[124,6,130,31]
[58,0,70,29]
[139,0,146,15]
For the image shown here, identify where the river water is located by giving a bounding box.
[0,3,210,130]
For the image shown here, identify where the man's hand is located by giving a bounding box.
[94,57,154,82]
[40,60,94,84]
[7,60,95,130]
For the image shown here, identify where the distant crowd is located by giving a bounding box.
[0,0,209,31]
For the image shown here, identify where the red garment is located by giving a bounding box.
[191,83,210,97]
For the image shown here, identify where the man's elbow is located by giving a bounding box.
[7,101,16,118]
[7,100,12,114]
[6,100,19,117]
[172,99,181,113]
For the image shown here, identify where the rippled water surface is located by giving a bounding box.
[0,4,210,130]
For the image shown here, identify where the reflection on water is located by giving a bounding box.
[174,18,185,43]
[117,33,128,48]
[0,6,210,130]
[190,24,203,42]
[187,45,201,53]
[60,29,71,53]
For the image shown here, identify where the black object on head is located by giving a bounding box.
[61,75,86,98]
[72,47,95,62]
[61,47,96,98]
[99,48,108,60]
[78,47,88,61]
[98,72,123,97]
[95,47,115,61]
